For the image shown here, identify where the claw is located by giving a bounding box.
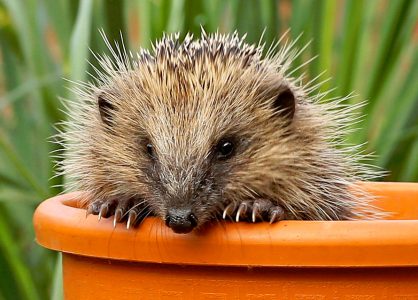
[269,211,278,224]
[235,202,248,222]
[222,203,234,220]
[269,206,284,224]
[98,204,108,221]
[127,210,138,229]
[252,203,259,223]
[113,208,123,228]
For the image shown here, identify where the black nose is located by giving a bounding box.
[165,208,198,234]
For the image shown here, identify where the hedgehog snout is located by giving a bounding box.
[165,208,198,234]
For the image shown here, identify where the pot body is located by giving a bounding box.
[63,253,418,299]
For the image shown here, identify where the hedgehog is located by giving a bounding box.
[56,30,380,234]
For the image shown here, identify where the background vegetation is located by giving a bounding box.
[0,0,417,299]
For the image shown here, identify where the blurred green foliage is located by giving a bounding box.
[0,0,417,299]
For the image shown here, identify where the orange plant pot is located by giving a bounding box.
[34,182,418,299]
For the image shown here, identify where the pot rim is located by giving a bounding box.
[33,182,418,267]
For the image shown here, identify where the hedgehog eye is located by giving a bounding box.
[216,139,235,160]
[146,143,154,158]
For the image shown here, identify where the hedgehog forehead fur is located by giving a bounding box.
[58,30,381,230]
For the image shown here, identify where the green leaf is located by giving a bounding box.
[0,208,41,300]
[50,254,63,300]
[315,0,337,92]
[335,0,364,97]
[69,0,93,82]
[0,133,49,198]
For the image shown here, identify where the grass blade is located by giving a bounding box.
[0,133,49,198]
[69,0,93,82]
[0,208,40,300]
[365,0,413,102]
[316,0,337,92]
[50,254,63,300]
[401,139,418,181]
[335,0,364,97]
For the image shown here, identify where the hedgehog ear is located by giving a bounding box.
[272,87,296,121]
[98,94,115,126]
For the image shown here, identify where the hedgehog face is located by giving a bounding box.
[91,59,297,233]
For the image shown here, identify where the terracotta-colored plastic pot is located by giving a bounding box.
[34,182,418,299]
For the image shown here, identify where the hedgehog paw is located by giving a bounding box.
[223,199,285,223]
[86,198,150,229]
[86,198,116,220]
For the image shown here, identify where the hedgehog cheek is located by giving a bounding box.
[272,86,296,121]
